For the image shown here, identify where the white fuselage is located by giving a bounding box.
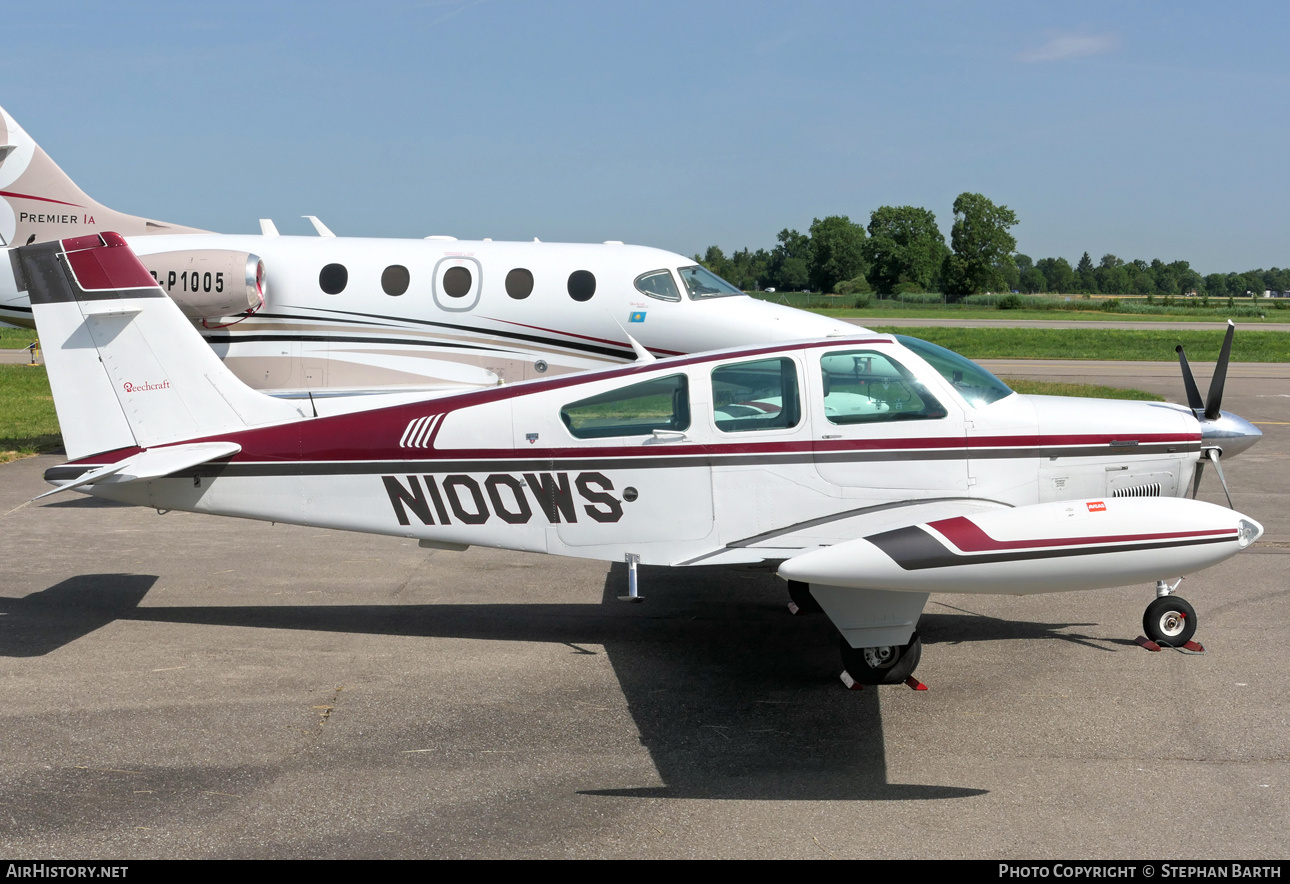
[3,233,858,393]
[65,335,1211,578]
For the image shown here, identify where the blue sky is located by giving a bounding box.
[4,1,1287,273]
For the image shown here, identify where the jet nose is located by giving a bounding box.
[747,299,859,338]
[1201,410,1262,458]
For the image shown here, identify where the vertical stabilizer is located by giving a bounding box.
[0,105,208,247]
[12,233,302,460]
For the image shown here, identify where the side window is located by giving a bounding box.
[568,270,596,302]
[634,269,681,302]
[319,263,348,295]
[381,265,410,296]
[820,350,947,424]
[561,374,690,439]
[506,268,534,299]
[711,358,801,433]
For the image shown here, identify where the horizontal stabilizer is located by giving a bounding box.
[34,442,241,500]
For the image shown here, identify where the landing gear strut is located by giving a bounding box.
[786,580,822,615]
[840,632,922,685]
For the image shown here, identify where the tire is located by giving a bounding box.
[787,580,822,614]
[1143,596,1197,647]
[840,632,922,685]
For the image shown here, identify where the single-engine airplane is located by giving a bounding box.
[0,104,853,395]
[12,233,1266,685]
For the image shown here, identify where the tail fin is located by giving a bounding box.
[0,104,208,248]
[11,232,302,460]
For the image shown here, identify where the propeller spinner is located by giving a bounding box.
[1176,320,1262,507]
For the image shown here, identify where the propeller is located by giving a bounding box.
[1175,320,1255,508]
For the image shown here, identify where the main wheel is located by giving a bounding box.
[787,580,822,614]
[1143,596,1197,647]
[840,632,922,685]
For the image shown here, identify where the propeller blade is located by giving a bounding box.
[1191,459,1205,499]
[1204,320,1235,421]
[1176,345,1205,412]
[1205,448,1234,509]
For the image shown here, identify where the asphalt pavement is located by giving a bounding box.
[0,362,1285,859]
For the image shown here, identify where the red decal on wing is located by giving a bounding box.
[928,515,1234,553]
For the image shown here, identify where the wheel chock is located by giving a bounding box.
[1135,635,1162,652]
[839,670,864,690]
[904,676,928,691]
[1182,640,1205,653]
[787,601,805,616]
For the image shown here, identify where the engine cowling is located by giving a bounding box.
[137,250,265,319]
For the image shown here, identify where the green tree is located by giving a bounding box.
[807,216,867,293]
[1076,252,1096,293]
[1036,256,1074,293]
[768,228,810,290]
[942,193,1018,299]
[862,206,949,294]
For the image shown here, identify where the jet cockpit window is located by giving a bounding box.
[712,358,801,432]
[560,374,690,439]
[820,350,947,425]
[895,335,1013,408]
[634,269,681,302]
[678,265,744,300]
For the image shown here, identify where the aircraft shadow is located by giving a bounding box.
[0,568,998,800]
[0,574,157,656]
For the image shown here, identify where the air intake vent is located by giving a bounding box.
[1111,483,1161,498]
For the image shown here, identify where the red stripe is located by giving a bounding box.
[928,515,1235,552]
[0,189,83,209]
[488,317,685,356]
[61,234,159,291]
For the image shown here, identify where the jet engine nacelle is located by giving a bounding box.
[137,250,265,320]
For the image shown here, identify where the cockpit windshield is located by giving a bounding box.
[678,265,745,300]
[896,335,1013,408]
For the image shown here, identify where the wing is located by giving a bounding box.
[777,496,1260,596]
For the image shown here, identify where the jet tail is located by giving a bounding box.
[11,232,302,461]
[0,104,208,248]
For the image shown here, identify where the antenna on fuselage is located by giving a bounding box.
[606,311,656,362]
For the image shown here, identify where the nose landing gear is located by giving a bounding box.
[1143,595,1198,647]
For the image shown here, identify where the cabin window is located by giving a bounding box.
[634,269,681,302]
[319,263,348,295]
[711,358,801,432]
[560,374,689,439]
[895,335,1013,408]
[381,265,410,296]
[820,350,947,424]
[568,270,596,302]
[443,266,473,298]
[678,264,743,300]
[506,268,534,299]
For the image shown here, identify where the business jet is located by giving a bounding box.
[0,104,855,394]
[13,233,1265,687]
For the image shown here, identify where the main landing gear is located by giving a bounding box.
[1141,579,1200,650]
[839,632,923,686]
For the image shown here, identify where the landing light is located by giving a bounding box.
[1237,519,1263,548]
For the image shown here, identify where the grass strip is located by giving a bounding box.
[0,365,63,461]
[1002,379,1164,401]
[873,326,1290,362]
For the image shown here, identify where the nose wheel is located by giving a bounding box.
[839,632,922,685]
[1143,595,1197,647]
